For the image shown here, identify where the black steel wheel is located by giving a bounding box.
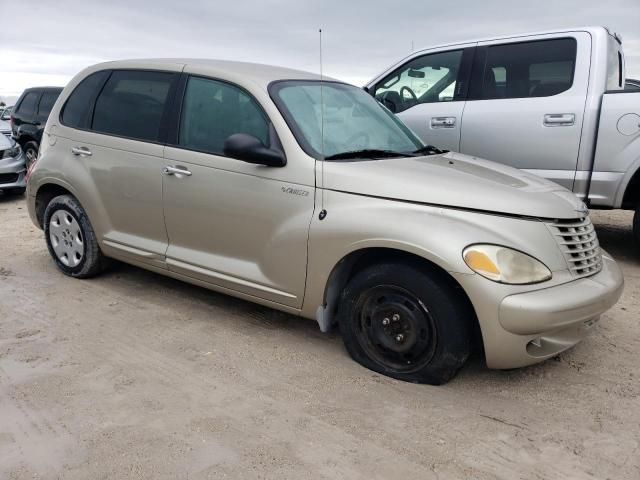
[338,262,474,384]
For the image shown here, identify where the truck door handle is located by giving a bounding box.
[71,146,92,156]
[163,165,192,177]
[430,116,456,128]
[543,113,575,126]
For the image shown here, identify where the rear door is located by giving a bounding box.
[369,45,475,151]
[56,68,179,267]
[459,33,591,190]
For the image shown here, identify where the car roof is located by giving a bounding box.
[91,58,332,87]
[23,86,64,92]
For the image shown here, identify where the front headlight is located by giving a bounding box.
[463,244,552,285]
[7,143,21,158]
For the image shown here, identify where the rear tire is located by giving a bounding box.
[338,262,473,385]
[43,195,108,278]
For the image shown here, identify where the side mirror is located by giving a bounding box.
[223,133,286,167]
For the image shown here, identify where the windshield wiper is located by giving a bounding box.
[324,149,410,160]
[411,145,448,156]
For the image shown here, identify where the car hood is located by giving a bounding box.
[322,151,585,219]
[0,131,11,150]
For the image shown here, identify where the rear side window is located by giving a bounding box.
[92,70,176,142]
[37,91,61,116]
[473,38,577,100]
[16,91,39,115]
[178,76,270,155]
[61,71,110,129]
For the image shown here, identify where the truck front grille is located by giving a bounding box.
[547,217,602,278]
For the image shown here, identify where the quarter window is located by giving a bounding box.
[17,91,39,115]
[61,71,110,129]
[474,38,577,99]
[374,49,464,113]
[92,70,176,142]
[37,91,60,116]
[178,76,269,156]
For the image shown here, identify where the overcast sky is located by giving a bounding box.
[1,0,639,103]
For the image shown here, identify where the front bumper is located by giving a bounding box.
[453,250,624,369]
[0,152,26,191]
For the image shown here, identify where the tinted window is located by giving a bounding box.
[61,71,110,129]
[374,50,464,113]
[179,76,269,155]
[93,70,175,142]
[17,91,39,115]
[37,91,61,116]
[475,38,577,99]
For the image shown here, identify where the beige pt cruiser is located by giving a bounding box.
[27,59,624,384]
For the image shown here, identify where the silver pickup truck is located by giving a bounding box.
[367,26,640,245]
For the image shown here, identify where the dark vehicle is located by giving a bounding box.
[626,78,640,90]
[11,87,63,168]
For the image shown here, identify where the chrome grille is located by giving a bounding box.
[547,217,602,278]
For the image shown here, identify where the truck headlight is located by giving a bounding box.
[463,244,552,284]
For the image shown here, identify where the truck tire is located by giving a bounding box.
[338,262,473,385]
[43,195,108,278]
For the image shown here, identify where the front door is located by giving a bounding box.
[459,34,590,191]
[162,75,314,308]
[369,46,475,152]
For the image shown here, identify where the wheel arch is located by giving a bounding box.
[316,247,481,346]
[620,163,640,210]
[34,182,78,228]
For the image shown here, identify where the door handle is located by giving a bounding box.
[163,165,192,176]
[430,116,456,128]
[71,146,92,156]
[543,113,575,127]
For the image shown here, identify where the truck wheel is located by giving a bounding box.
[23,141,39,170]
[338,262,473,385]
[43,195,108,278]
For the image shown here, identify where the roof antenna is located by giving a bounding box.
[318,28,327,221]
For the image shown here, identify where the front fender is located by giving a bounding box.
[300,190,567,321]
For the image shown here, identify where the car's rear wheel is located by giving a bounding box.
[23,141,39,170]
[338,262,473,385]
[44,195,107,278]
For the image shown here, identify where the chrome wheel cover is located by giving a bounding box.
[49,210,84,267]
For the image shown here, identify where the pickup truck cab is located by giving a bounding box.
[27,59,623,384]
[367,26,640,246]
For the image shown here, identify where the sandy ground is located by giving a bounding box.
[0,193,638,480]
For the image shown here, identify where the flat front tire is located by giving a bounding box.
[338,262,474,385]
[43,195,107,278]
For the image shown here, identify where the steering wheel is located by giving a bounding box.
[399,86,418,105]
[344,131,370,149]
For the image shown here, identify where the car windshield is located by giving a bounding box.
[270,80,424,160]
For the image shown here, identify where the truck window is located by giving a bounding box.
[373,49,464,113]
[472,38,577,100]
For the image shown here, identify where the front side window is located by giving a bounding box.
[17,91,39,115]
[475,38,577,99]
[178,76,270,156]
[92,70,176,142]
[61,71,110,129]
[374,50,464,113]
[270,81,423,159]
[37,91,61,117]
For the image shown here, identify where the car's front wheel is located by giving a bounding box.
[44,195,108,278]
[23,141,39,170]
[338,262,474,385]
